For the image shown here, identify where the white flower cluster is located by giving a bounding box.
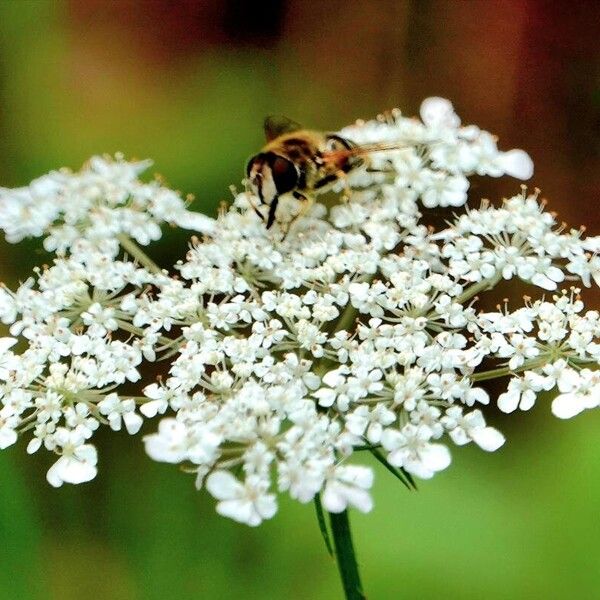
[340,96,533,207]
[0,255,173,485]
[0,154,214,257]
[0,98,597,526]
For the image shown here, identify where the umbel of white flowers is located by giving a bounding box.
[0,98,599,526]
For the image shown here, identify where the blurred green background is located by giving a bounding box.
[0,1,599,598]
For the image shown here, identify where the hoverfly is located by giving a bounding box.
[246,115,406,230]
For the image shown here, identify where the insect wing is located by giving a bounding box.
[263,115,303,141]
[322,141,413,163]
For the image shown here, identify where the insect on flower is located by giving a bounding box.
[245,115,412,230]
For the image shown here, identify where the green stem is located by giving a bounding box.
[329,510,365,600]
[117,234,162,274]
[123,396,153,404]
[420,272,502,321]
[471,355,600,382]
[116,320,175,347]
[335,274,376,334]
[369,446,416,491]
[335,303,358,334]
[314,496,334,556]
[471,356,550,382]
[453,272,502,305]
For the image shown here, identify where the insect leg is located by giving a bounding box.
[245,192,266,223]
[334,170,352,202]
[314,171,352,201]
[314,174,339,190]
[281,193,314,239]
[266,196,279,229]
[366,167,395,174]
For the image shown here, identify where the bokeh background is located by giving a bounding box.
[0,1,599,598]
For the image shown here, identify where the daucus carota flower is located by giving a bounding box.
[0,98,597,530]
[0,154,214,257]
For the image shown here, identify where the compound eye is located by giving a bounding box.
[269,154,298,195]
[246,153,265,177]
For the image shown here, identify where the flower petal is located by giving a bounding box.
[420,97,460,128]
[206,470,243,500]
[552,393,585,419]
[470,427,505,452]
[497,149,533,180]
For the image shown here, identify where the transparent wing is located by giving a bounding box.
[322,141,418,163]
[263,115,303,141]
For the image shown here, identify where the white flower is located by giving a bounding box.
[422,173,469,208]
[498,334,540,370]
[144,419,190,463]
[143,417,221,465]
[140,382,173,418]
[345,404,395,444]
[0,337,17,354]
[0,154,215,257]
[0,337,17,378]
[64,403,99,439]
[496,149,534,180]
[1,98,599,526]
[497,372,553,413]
[322,465,374,513]
[206,471,277,526]
[420,97,461,129]
[442,407,505,451]
[46,428,98,487]
[381,425,451,479]
[81,303,118,336]
[98,393,143,434]
[0,419,18,449]
[551,370,600,419]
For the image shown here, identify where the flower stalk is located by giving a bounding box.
[117,233,162,274]
[329,510,365,600]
